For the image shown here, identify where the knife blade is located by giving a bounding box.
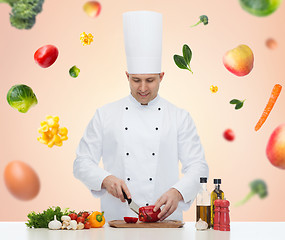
[122,190,140,215]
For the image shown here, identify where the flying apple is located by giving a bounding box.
[83,1,101,18]
[223,44,254,77]
[266,124,285,169]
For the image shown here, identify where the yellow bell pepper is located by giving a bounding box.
[88,211,105,228]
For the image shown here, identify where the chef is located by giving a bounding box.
[73,11,209,222]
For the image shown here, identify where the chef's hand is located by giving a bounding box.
[102,175,131,202]
[154,188,183,221]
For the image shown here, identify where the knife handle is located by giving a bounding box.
[122,190,132,205]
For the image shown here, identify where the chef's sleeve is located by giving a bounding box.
[172,110,209,210]
[73,110,111,197]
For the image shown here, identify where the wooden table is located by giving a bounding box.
[0,222,284,240]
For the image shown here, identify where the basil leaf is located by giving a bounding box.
[174,55,188,70]
[182,44,192,65]
[235,102,244,109]
[230,99,240,104]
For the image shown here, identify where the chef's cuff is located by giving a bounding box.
[178,199,192,211]
[171,186,192,211]
[89,171,112,197]
[91,188,107,198]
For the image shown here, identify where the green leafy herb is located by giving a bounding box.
[182,44,192,65]
[173,44,193,74]
[230,99,245,110]
[26,206,70,228]
[191,15,208,27]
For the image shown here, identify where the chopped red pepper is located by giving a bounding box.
[139,205,161,222]
[124,217,138,223]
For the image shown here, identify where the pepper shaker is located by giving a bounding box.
[219,199,230,231]
[213,199,221,230]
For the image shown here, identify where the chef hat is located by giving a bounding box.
[123,11,162,74]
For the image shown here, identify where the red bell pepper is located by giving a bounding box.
[139,205,161,222]
[124,217,138,223]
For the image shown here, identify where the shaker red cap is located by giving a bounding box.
[214,199,222,206]
[220,199,230,207]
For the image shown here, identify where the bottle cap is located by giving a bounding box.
[200,177,207,183]
[214,179,221,184]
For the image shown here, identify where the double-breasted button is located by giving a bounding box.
[125,107,128,110]
[125,127,128,130]
[149,178,153,181]
[146,203,149,206]
[155,127,158,130]
[152,153,155,156]
[158,107,161,111]
[126,152,129,156]
[127,178,130,181]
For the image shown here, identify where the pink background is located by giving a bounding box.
[1,0,285,221]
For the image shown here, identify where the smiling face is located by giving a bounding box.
[126,72,164,105]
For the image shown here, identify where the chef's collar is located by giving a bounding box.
[129,93,160,107]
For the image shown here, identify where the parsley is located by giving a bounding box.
[26,206,70,228]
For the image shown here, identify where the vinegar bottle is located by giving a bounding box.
[210,179,224,228]
[196,177,211,228]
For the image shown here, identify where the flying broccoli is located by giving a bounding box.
[0,0,44,29]
[235,179,268,207]
[191,15,208,27]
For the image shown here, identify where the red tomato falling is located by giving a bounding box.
[223,129,235,141]
[34,45,59,68]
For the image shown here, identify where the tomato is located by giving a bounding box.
[124,217,138,223]
[77,216,85,223]
[84,221,91,229]
[79,211,90,219]
[223,129,235,141]
[69,213,77,220]
[34,45,59,68]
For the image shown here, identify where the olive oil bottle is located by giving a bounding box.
[196,177,211,228]
[210,179,224,228]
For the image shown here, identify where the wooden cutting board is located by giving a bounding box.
[108,220,184,228]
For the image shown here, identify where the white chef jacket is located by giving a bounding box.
[73,94,209,222]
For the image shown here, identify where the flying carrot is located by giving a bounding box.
[255,84,282,131]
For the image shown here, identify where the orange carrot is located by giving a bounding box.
[255,84,282,131]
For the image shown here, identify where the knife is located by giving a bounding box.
[122,190,140,215]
